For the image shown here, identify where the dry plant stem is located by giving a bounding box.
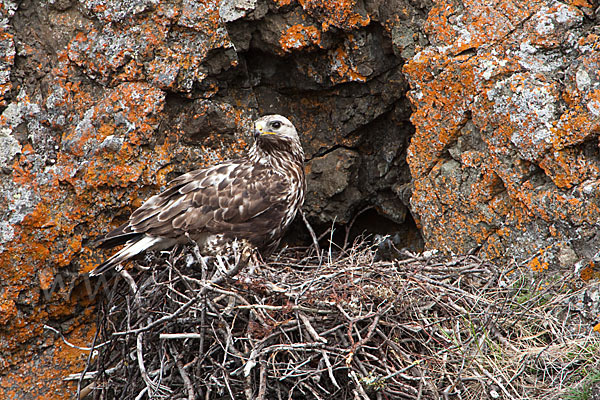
[349,370,370,400]
[159,333,202,339]
[321,350,340,389]
[477,360,516,400]
[78,382,94,399]
[342,206,373,251]
[256,361,268,400]
[244,373,253,400]
[299,312,327,343]
[119,268,139,296]
[134,387,148,400]
[301,209,321,261]
[136,333,167,397]
[44,325,107,352]
[172,344,195,400]
[74,312,101,400]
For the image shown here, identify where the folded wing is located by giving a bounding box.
[92,160,292,275]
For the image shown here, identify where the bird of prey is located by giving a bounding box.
[89,115,305,276]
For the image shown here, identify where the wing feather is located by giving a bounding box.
[108,160,293,243]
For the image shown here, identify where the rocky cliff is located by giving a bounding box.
[0,0,598,397]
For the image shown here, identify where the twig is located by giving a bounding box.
[119,268,139,297]
[321,350,340,389]
[136,333,153,395]
[160,333,203,339]
[478,362,517,400]
[349,370,370,400]
[256,361,267,400]
[343,206,373,251]
[301,209,322,262]
[43,325,107,351]
[299,312,327,343]
[172,344,195,400]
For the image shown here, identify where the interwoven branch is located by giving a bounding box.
[74,240,599,400]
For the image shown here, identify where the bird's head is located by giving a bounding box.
[252,114,304,163]
[254,115,299,141]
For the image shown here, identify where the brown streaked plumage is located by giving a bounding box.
[89,115,305,276]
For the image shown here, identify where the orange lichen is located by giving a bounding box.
[279,24,321,53]
[425,0,544,53]
[580,262,596,281]
[0,292,17,325]
[528,256,549,272]
[298,0,370,30]
[66,7,229,92]
[0,312,95,398]
[55,235,83,267]
[38,267,55,291]
[330,47,366,83]
[73,31,87,43]
[405,0,599,267]
[566,0,592,7]
[0,78,171,400]
[405,54,475,177]
[539,148,599,189]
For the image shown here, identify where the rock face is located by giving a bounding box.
[405,0,600,270]
[0,0,598,397]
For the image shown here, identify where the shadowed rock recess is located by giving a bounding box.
[0,0,598,397]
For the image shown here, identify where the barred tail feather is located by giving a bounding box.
[89,236,162,277]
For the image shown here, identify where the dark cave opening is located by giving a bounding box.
[282,207,423,258]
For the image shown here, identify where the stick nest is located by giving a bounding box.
[77,240,599,400]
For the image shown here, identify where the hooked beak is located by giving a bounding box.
[254,121,278,138]
[254,121,264,139]
[254,120,279,138]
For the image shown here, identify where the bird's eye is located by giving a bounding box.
[270,121,282,129]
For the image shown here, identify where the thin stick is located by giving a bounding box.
[160,333,203,340]
[257,361,267,400]
[173,344,195,400]
[301,209,322,262]
[321,350,340,389]
[299,312,327,343]
[349,370,370,400]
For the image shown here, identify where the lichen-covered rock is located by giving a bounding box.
[69,0,235,92]
[404,0,600,268]
[0,0,16,107]
[2,0,597,397]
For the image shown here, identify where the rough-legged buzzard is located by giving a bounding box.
[90,115,305,276]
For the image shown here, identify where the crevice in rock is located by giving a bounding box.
[345,207,423,253]
[307,143,359,161]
